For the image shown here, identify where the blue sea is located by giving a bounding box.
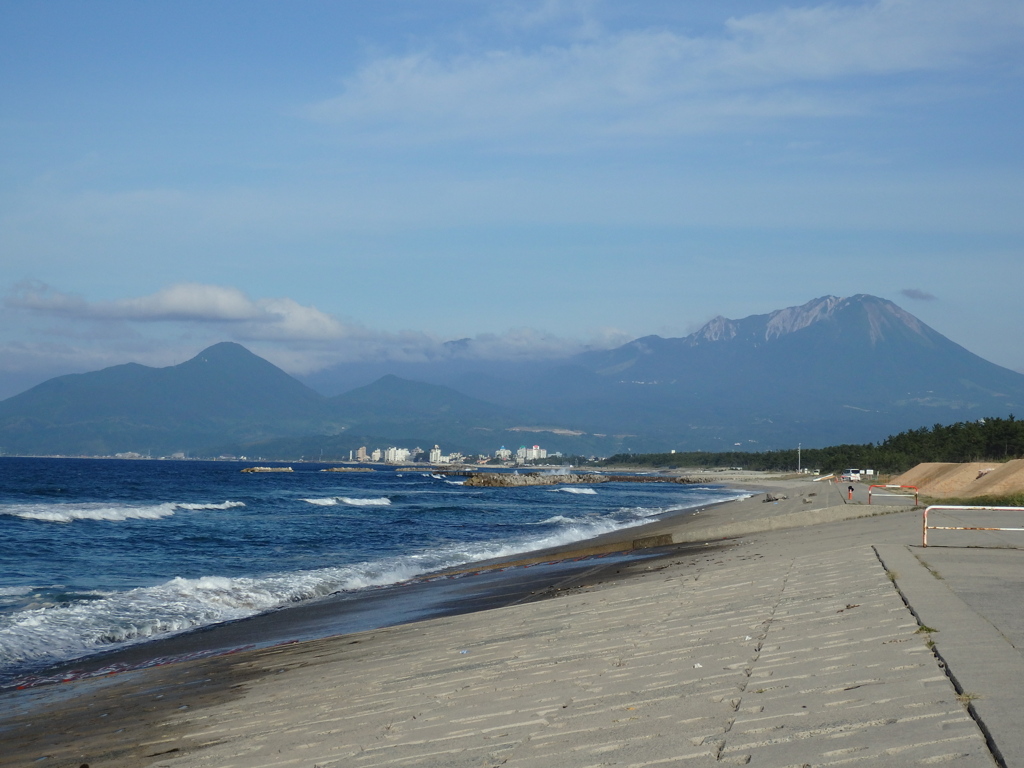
[0,457,745,689]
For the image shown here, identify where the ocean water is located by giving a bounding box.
[0,457,746,688]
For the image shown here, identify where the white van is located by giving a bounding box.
[840,469,861,481]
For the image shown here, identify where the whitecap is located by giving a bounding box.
[177,501,245,511]
[301,497,340,506]
[0,484,749,682]
[0,500,244,523]
[0,586,34,597]
[301,496,390,507]
[1,503,179,523]
[0,557,431,677]
[550,487,598,495]
[536,515,576,524]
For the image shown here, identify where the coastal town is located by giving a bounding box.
[350,443,553,466]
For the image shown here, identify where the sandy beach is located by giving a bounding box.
[4,474,1020,767]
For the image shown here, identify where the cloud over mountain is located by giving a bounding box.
[8,282,345,334]
[0,281,620,395]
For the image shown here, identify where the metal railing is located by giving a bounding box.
[922,505,1024,547]
[868,484,918,505]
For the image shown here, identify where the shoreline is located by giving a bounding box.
[2,481,761,692]
[1,475,904,767]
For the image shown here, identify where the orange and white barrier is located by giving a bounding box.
[868,484,918,505]
[922,505,1024,547]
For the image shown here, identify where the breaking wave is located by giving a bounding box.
[301,497,392,507]
[0,501,244,524]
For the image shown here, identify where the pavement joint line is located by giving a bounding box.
[874,543,1022,768]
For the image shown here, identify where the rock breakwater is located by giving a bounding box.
[463,472,711,487]
[464,472,608,488]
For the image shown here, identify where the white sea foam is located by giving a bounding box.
[0,510,648,675]
[550,487,598,495]
[177,501,246,511]
[0,587,34,597]
[301,497,391,507]
[0,500,244,524]
[0,553,445,677]
[0,487,750,680]
[537,515,576,524]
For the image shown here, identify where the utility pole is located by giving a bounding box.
[798,443,801,473]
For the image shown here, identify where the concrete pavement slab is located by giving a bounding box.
[878,543,1024,768]
[145,510,996,768]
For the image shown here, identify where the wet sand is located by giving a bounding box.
[1,475,897,767]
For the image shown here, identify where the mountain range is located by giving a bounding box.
[1,295,1022,458]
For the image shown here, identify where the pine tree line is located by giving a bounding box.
[604,416,1024,474]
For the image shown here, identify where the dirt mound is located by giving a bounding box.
[893,459,1024,498]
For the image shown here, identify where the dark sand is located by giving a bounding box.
[0,492,749,768]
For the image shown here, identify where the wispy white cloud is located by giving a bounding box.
[491,0,604,38]
[308,0,1024,146]
[7,282,351,340]
[446,325,630,360]
[1,282,618,384]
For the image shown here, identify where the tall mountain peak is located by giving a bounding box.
[763,295,845,340]
[688,294,926,346]
[181,341,265,366]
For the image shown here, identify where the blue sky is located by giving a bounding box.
[1,0,1022,398]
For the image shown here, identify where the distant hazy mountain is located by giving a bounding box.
[522,294,1024,449]
[0,342,336,456]
[2,295,1023,457]
[300,294,1024,452]
[0,344,529,457]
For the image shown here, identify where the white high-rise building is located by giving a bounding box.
[516,445,547,461]
[384,447,411,464]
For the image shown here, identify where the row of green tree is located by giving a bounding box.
[603,416,1024,474]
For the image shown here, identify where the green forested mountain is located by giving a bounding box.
[0,344,535,457]
[0,343,336,455]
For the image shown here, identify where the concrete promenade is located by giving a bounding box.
[3,479,1022,767]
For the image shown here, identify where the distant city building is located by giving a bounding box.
[384,447,411,463]
[516,445,547,461]
[494,446,512,461]
[429,445,442,463]
[370,448,382,462]
[356,446,368,462]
